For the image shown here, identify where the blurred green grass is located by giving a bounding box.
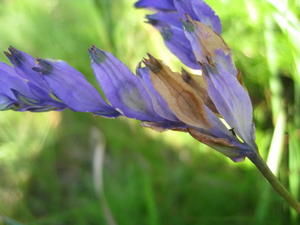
[0,0,299,224]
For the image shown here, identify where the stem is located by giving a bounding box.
[248,153,300,214]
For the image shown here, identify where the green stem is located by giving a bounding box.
[248,153,300,214]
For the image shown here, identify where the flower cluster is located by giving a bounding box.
[0,0,257,161]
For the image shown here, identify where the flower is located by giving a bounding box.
[135,0,175,11]
[0,47,66,112]
[32,58,119,116]
[135,0,258,159]
[136,0,221,69]
[0,0,257,161]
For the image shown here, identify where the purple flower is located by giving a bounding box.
[32,58,120,117]
[88,46,184,129]
[0,47,66,112]
[87,45,255,160]
[135,0,257,159]
[135,0,175,11]
[141,54,255,161]
[0,47,120,116]
[0,0,257,161]
[137,0,221,69]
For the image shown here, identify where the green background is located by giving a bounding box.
[0,0,299,224]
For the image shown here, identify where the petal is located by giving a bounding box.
[143,54,210,128]
[173,0,222,34]
[136,66,178,121]
[203,50,255,147]
[188,127,252,162]
[0,61,16,75]
[33,58,120,117]
[147,11,182,28]
[188,106,253,161]
[10,89,62,112]
[4,47,70,106]
[181,69,218,114]
[89,46,163,121]
[183,18,229,65]
[147,17,200,69]
[0,94,16,110]
[214,49,238,77]
[0,63,33,100]
[4,47,49,89]
[137,0,223,69]
[18,105,62,112]
[0,62,66,111]
[135,0,175,11]
[141,120,187,132]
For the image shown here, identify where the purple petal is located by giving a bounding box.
[33,58,120,117]
[214,49,238,77]
[10,89,53,112]
[0,62,35,100]
[0,94,15,110]
[147,17,200,69]
[89,46,163,121]
[136,0,222,70]
[174,0,222,34]
[200,105,245,146]
[18,104,62,112]
[147,11,182,28]
[203,50,255,146]
[135,0,175,11]
[160,26,201,69]
[179,104,253,161]
[182,18,229,65]
[136,66,178,121]
[204,106,231,138]
[4,47,69,105]
[4,47,50,89]
[0,62,65,111]
[182,18,209,64]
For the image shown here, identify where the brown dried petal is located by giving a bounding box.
[141,121,188,133]
[237,70,244,86]
[143,55,210,129]
[188,128,244,159]
[188,128,234,148]
[181,69,219,114]
[187,18,230,65]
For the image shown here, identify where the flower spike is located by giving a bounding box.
[0,0,298,213]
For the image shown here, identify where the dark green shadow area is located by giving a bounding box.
[7,112,286,225]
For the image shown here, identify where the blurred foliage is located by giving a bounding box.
[0,0,299,224]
